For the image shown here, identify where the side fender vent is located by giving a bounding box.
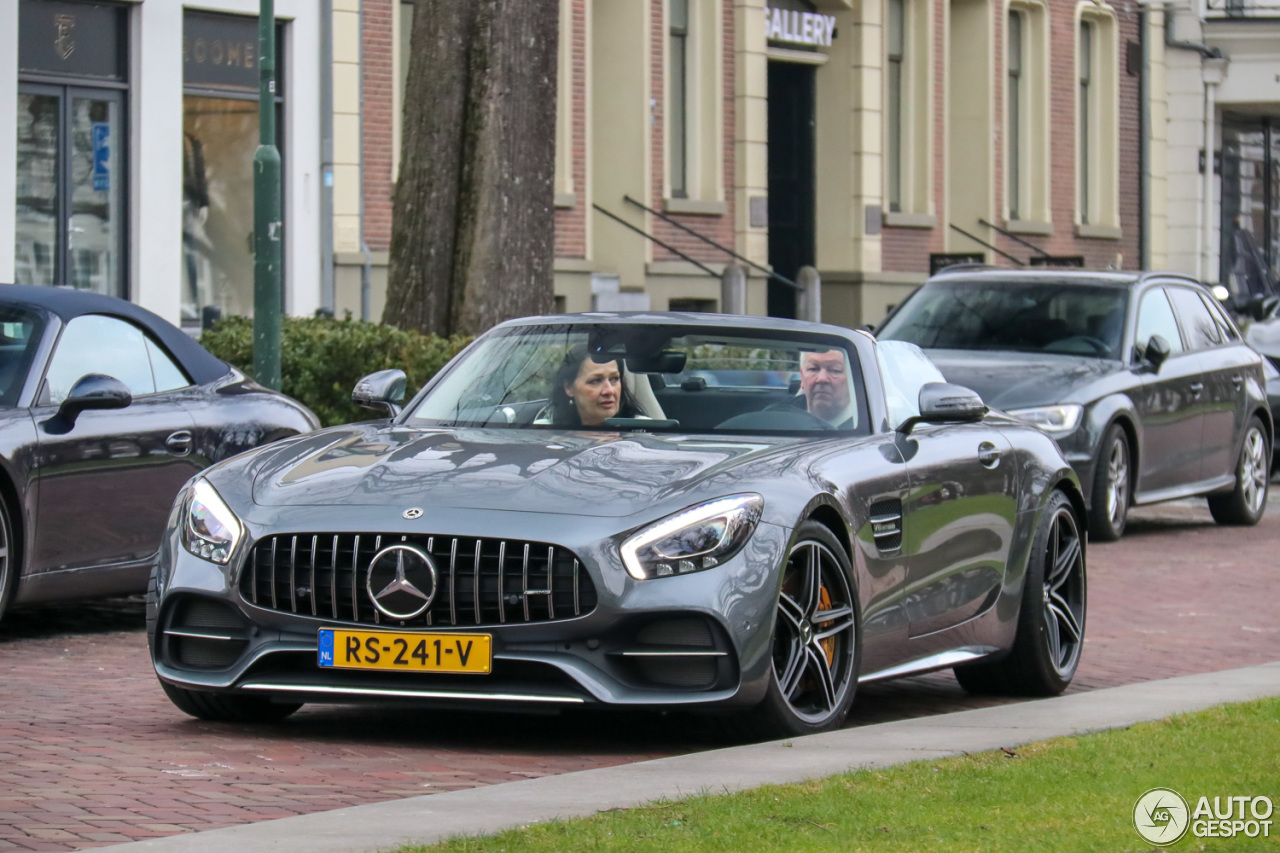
[868,499,903,552]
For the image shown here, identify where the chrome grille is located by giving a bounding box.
[241,534,596,627]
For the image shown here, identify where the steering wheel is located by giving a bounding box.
[1046,335,1113,356]
[761,403,836,430]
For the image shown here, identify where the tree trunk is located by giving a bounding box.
[385,0,558,337]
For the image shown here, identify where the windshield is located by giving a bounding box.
[401,323,869,435]
[878,281,1129,358]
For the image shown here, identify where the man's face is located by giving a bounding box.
[800,350,851,421]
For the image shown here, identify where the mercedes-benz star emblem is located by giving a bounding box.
[366,544,437,619]
[403,507,423,519]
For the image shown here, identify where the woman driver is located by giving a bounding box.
[545,346,641,427]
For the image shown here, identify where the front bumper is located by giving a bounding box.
[151,508,789,712]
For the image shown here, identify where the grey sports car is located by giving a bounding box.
[149,314,1087,738]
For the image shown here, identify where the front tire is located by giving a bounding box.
[1208,416,1269,526]
[159,680,301,723]
[745,521,860,739]
[148,567,301,723]
[1088,424,1130,542]
[955,490,1086,696]
[0,496,15,623]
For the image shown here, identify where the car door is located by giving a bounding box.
[30,314,201,576]
[1130,286,1206,497]
[898,421,1017,639]
[1166,286,1253,484]
[873,342,1018,641]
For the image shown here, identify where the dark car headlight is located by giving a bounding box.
[182,479,243,565]
[620,494,764,580]
[1007,404,1083,436]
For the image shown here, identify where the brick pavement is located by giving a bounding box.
[1,499,1277,851]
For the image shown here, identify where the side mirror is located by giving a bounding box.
[1143,334,1172,370]
[897,382,988,435]
[352,369,407,418]
[46,374,132,433]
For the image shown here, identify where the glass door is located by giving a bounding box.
[15,87,60,286]
[14,85,125,297]
[1220,117,1277,304]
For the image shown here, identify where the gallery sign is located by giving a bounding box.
[765,4,837,49]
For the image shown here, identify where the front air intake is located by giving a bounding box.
[240,533,597,628]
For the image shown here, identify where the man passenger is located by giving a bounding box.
[799,349,856,429]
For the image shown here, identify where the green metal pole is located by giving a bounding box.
[253,0,282,390]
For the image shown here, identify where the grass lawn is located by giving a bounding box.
[400,697,1279,853]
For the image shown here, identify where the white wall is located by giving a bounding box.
[1162,0,1210,280]
[133,0,184,320]
[0,1,17,283]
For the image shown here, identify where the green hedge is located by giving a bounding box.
[200,315,472,427]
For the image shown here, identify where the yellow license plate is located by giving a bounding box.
[318,628,491,674]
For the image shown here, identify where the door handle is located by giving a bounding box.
[978,441,1001,468]
[1232,374,1244,388]
[1189,382,1204,396]
[165,430,193,456]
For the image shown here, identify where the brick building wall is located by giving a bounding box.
[360,0,395,253]
[553,0,589,260]
[882,0,1142,275]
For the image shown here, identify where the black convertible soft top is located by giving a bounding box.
[0,283,230,386]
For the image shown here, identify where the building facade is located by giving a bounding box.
[1155,0,1280,308]
[3,0,323,330]
[340,0,1145,330]
[6,0,1149,332]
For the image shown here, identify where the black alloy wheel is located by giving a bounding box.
[955,490,1086,696]
[749,520,860,738]
[1208,416,1270,526]
[1089,424,1130,541]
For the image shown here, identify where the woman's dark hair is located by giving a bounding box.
[547,346,639,426]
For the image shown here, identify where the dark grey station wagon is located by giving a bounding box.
[877,269,1272,540]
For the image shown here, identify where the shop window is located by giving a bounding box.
[16,0,128,297]
[883,0,933,221]
[666,0,723,209]
[1005,0,1049,228]
[182,11,285,330]
[1077,6,1119,232]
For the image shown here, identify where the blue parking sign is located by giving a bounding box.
[92,123,110,192]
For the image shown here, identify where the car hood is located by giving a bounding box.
[924,349,1118,410]
[249,424,801,518]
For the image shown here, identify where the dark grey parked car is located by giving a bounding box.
[0,284,319,622]
[150,313,1087,738]
[877,269,1272,541]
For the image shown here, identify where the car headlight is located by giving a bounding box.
[1007,404,1083,435]
[182,479,242,565]
[620,494,764,580]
